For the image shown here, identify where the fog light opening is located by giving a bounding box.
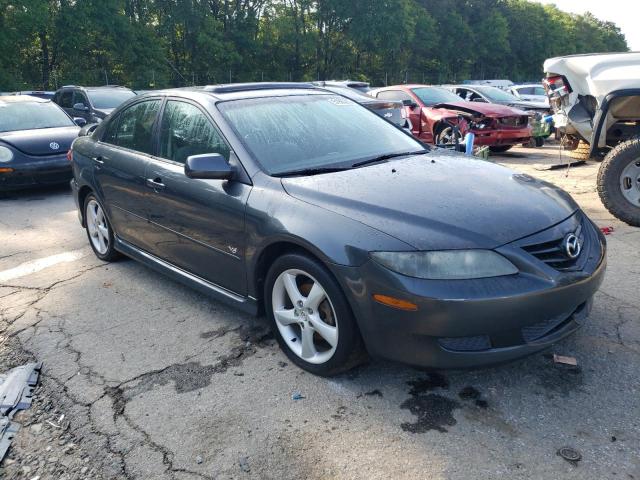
[373,294,418,311]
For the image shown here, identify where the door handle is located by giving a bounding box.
[146,178,166,190]
[91,156,104,164]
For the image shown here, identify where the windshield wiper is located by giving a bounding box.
[275,166,351,177]
[351,150,428,168]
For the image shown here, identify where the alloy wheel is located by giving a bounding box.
[86,199,110,255]
[271,269,338,364]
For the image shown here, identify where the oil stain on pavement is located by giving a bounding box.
[400,373,461,433]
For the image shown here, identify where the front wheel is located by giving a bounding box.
[265,253,366,376]
[435,124,461,146]
[84,194,120,261]
[597,137,640,227]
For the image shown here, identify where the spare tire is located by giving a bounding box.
[597,136,640,227]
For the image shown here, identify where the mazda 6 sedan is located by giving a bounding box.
[69,83,606,375]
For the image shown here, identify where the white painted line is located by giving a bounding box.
[0,249,87,282]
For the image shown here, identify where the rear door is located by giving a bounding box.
[143,99,251,294]
[93,98,162,252]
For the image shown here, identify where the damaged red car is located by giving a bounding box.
[370,85,532,152]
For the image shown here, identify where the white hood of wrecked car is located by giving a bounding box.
[544,52,640,102]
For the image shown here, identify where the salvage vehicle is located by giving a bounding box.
[370,85,532,152]
[0,96,81,190]
[544,52,640,226]
[507,84,550,108]
[54,85,136,124]
[447,84,551,147]
[317,84,411,132]
[70,83,605,375]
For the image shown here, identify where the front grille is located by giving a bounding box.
[439,335,491,352]
[521,221,587,271]
[521,302,587,342]
[498,115,528,128]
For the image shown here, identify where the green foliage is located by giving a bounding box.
[0,0,628,90]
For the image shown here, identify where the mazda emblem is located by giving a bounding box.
[49,142,60,150]
[563,233,581,259]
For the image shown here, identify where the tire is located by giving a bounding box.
[568,140,591,160]
[534,137,545,147]
[84,193,120,261]
[264,253,367,376]
[435,124,461,146]
[597,137,640,227]
[489,145,513,153]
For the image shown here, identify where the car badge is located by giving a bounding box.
[49,142,60,150]
[383,112,393,118]
[563,232,581,259]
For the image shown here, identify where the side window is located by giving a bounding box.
[112,100,161,154]
[158,100,230,164]
[59,90,73,108]
[102,114,120,144]
[73,91,89,107]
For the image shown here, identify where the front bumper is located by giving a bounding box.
[0,155,71,190]
[472,127,532,147]
[335,213,606,369]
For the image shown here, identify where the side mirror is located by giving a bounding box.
[73,117,87,127]
[73,102,89,112]
[185,153,233,180]
[402,99,418,108]
[78,123,99,137]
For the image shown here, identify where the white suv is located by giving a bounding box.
[544,52,640,226]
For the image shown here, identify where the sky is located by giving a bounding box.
[531,0,640,50]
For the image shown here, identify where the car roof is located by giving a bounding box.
[58,85,134,91]
[0,95,50,104]
[136,83,331,102]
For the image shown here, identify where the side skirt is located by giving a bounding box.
[114,236,258,316]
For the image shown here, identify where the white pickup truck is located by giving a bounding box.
[544,52,640,226]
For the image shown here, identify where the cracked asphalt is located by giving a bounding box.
[1,142,639,479]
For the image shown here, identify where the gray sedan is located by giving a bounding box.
[69,83,606,375]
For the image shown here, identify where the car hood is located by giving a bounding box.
[432,101,525,117]
[281,153,578,250]
[0,125,80,156]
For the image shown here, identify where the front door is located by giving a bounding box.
[94,98,162,252]
[144,99,251,295]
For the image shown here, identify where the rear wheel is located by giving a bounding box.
[264,253,366,376]
[84,194,120,261]
[489,145,513,153]
[597,137,640,227]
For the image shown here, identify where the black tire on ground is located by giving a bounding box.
[489,145,513,153]
[264,253,367,376]
[84,193,121,262]
[534,137,545,147]
[568,140,591,160]
[597,137,640,227]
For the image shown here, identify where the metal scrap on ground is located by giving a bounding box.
[0,362,42,460]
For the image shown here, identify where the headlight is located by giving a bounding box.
[370,250,518,280]
[0,146,14,163]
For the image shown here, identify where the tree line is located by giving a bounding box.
[0,0,628,91]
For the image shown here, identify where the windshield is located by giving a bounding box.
[474,86,519,102]
[411,87,462,106]
[0,100,74,132]
[87,89,136,109]
[218,94,423,175]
